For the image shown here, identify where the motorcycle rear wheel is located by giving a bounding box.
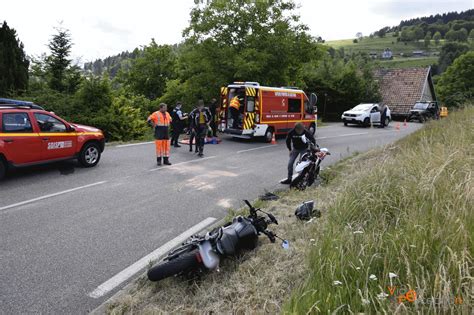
[147,251,200,282]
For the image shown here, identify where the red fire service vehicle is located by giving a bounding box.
[219,82,318,142]
[0,98,105,180]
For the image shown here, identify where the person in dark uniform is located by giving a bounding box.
[170,101,187,147]
[280,123,316,184]
[188,106,198,153]
[192,100,212,157]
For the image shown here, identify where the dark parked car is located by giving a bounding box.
[407,101,440,123]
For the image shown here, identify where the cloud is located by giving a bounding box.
[370,0,472,19]
[92,20,132,37]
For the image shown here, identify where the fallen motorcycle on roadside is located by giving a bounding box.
[147,200,286,282]
[290,143,330,190]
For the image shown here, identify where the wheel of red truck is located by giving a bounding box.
[264,128,274,143]
[385,117,390,126]
[79,142,101,167]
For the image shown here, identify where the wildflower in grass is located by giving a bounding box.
[389,272,397,279]
[333,280,343,286]
[410,244,416,248]
[356,267,361,270]
[361,298,370,305]
[377,292,389,300]
[353,230,364,234]
[369,274,377,281]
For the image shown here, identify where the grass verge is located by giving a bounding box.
[105,107,472,314]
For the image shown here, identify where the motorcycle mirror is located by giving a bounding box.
[267,213,279,225]
[244,199,254,210]
[281,240,290,250]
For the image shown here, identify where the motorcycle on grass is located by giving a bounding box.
[147,200,285,282]
[290,143,330,190]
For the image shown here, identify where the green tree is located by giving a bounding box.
[424,33,431,47]
[445,28,468,42]
[170,0,324,108]
[302,54,379,120]
[413,26,425,40]
[469,29,474,40]
[121,39,177,100]
[46,25,74,92]
[74,75,113,117]
[437,51,474,105]
[400,28,415,42]
[0,21,29,96]
[438,42,470,73]
[90,95,149,141]
[433,31,442,45]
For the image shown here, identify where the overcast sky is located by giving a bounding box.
[1,0,472,63]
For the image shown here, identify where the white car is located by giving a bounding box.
[341,103,391,127]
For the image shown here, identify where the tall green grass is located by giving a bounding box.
[285,107,473,313]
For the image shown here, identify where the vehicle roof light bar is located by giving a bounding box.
[0,98,44,110]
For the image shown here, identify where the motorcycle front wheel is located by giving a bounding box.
[147,250,201,282]
[291,169,309,190]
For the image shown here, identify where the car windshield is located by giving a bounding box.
[352,104,372,111]
[414,103,429,110]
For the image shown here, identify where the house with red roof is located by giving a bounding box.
[374,67,437,118]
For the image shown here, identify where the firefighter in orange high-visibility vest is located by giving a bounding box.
[229,95,241,128]
[147,103,172,166]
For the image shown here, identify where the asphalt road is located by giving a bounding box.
[0,122,422,314]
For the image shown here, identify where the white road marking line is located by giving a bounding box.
[317,132,369,140]
[116,141,154,148]
[0,181,107,212]
[149,156,217,172]
[237,145,278,154]
[88,217,217,299]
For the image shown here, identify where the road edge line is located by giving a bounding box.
[0,181,107,212]
[88,217,217,299]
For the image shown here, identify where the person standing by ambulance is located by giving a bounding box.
[147,103,172,166]
[193,100,212,157]
[280,123,316,184]
[229,94,241,128]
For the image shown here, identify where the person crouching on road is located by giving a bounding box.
[171,101,187,147]
[193,100,212,157]
[147,103,172,166]
[280,123,316,184]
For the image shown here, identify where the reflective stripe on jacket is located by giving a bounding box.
[148,111,172,126]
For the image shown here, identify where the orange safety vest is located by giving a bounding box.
[229,97,240,110]
[149,111,172,126]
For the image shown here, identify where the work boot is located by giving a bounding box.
[280,178,292,185]
[189,147,193,152]
[156,157,162,166]
[163,157,172,165]
[174,144,181,148]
